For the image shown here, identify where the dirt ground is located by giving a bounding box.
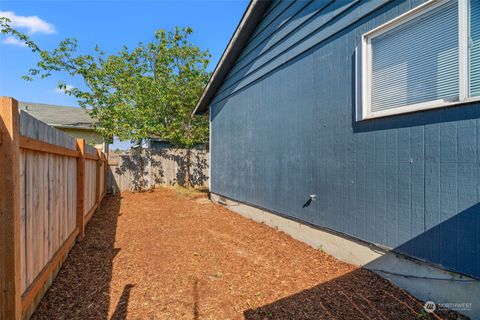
[32,188,463,320]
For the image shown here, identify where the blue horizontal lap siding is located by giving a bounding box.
[210,0,480,278]
[227,0,333,80]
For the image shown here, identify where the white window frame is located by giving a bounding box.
[359,0,478,120]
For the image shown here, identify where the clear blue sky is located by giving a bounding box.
[0,0,248,149]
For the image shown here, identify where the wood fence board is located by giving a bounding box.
[32,151,40,285]
[56,155,61,261]
[20,136,80,158]
[47,154,52,259]
[2,98,107,316]
[18,127,104,292]
[40,153,45,276]
[54,155,57,251]
[20,150,26,294]
[20,145,103,292]
[69,158,76,234]
[49,156,54,255]
[107,149,209,192]
[0,97,22,319]
[76,139,86,240]
[19,111,77,150]
[84,159,97,215]
[61,157,65,241]
[25,150,34,291]
[21,229,78,314]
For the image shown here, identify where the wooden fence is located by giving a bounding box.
[0,97,107,320]
[108,148,209,192]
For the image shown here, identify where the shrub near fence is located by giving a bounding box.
[0,97,107,320]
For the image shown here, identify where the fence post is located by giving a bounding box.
[76,139,86,241]
[0,97,22,320]
[104,153,108,195]
[95,149,101,205]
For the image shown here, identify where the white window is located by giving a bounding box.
[358,0,479,120]
[469,0,480,96]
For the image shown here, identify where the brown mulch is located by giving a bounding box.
[32,187,464,320]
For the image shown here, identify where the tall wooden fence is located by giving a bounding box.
[0,97,107,320]
[108,148,209,192]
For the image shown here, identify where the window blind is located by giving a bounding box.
[470,0,480,96]
[370,0,459,112]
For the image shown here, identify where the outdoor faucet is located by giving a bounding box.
[303,194,317,208]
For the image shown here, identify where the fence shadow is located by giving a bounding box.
[31,194,132,320]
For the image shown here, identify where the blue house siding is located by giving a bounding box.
[210,0,480,278]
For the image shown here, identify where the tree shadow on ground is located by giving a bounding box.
[243,268,465,320]
[31,194,133,320]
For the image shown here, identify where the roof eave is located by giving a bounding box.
[193,0,272,116]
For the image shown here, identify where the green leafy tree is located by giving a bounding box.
[1,17,210,187]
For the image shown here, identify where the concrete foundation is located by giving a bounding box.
[210,193,480,319]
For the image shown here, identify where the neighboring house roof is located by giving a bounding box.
[193,0,271,115]
[19,101,96,129]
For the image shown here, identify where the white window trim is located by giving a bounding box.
[459,0,469,100]
[359,0,476,121]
